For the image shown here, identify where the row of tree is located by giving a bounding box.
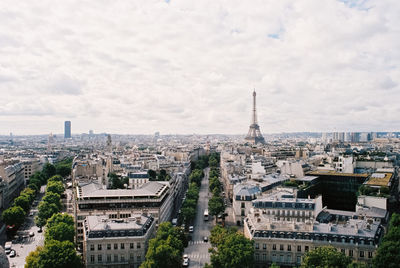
[373,213,400,267]
[207,155,225,222]
[1,160,70,230]
[181,182,200,226]
[26,213,82,268]
[205,225,254,268]
[140,222,186,268]
[36,175,64,227]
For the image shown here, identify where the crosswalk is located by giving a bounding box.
[188,240,209,245]
[185,253,210,259]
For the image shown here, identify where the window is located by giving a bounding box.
[255,243,259,249]
[297,245,301,252]
[273,244,277,250]
[341,249,345,254]
[287,255,292,263]
[272,254,277,262]
[137,255,141,262]
[114,254,118,262]
[297,255,301,264]
[107,244,111,250]
[263,244,267,250]
[90,255,95,263]
[98,254,102,262]
[241,202,245,208]
[121,243,125,249]
[305,246,309,252]
[107,254,111,262]
[241,209,245,216]
[90,244,95,251]
[114,243,118,250]
[255,253,259,261]
[280,255,284,262]
[98,244,102,250]
[287,245,291,251]
[360,251,364,258]
[262,253,267,261]
[121,254,125,262]
[368,252,373,259]
[349,250,353,257]
[280,244,284,251]
[137,243,141,249]
[130,253,134,260]
[130,243,134,249]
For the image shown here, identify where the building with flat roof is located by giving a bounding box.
[64,121,71,139]
[75,181,173,246]
[244,190,384,267]
[83,214,155,268]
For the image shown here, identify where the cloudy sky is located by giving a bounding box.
[0,0,399,135]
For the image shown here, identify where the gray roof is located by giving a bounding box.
[234,184,261,197]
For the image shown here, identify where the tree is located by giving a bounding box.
[42,163,56,180]
[30,171,46,185]
[148,169,157,181]
[209,157,218,168]
[25,246,43,268]
[181,206,196,225]
[208,195,225,220]
[46,181,64,195]
[301,246,351,268]
[108,173,124,189]
[48,175,63,183]
[209,229,254,268]
[373,240,400,268]
[37,201,59,227]
[47,213,74,229]
[35,240,82,268]
[140,222,184,268]
[42,192,62,210]
[20,188,36,203]
[55,165,71,178]
[14,195,31,212]
[209,177,221,193]
[45,222,75,243]
[2,206,25,227]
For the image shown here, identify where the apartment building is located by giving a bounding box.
[83,214,155,268]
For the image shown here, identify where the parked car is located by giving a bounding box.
[203,236,208,242]
[10,250,16,258]
[29,231,35,237]
[188,226,194,233]
[38,227,43,233]
[29,212,34,217]
[183,254,190,267]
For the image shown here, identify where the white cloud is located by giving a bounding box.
[0,0,399,135]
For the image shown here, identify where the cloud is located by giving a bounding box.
[0,0,399,134]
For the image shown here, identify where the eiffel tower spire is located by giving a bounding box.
[245,89,265,144]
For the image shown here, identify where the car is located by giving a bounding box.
[5,248,11,255]
[37,227,43,233]
[29,212,34,217]
[29,231,35,237]
[10,250,16,258]
[182,258,190,267]
[203,236,208,242]
[183,254,189,260]
[188,226,194,233]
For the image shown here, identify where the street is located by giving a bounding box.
[184,168,212,267]
[7,185,46,268]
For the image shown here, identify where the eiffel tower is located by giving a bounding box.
[245,90,265,144]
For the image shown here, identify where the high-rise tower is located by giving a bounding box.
[245,90,265,144]
[64,121,71,139]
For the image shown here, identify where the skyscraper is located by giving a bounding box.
[64,121,71,139]
[245,90,265,144]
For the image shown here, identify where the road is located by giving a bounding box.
[184,168,213,268]
[8,185,46,268]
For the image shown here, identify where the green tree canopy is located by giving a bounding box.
[45,222,75,243]
[47,213,74,229]
[373,240,400,268]
[42,163,56,180]
[55,165,71,178]
[209,228,254,268]
[14,195,31,212]
[48,175,63,183]
[2,205,26,227]
[46,181,64,195]
[37,201,59,227]
[20,187,36,203]
[301,246,351,268]
[208,195,225,219]
[25,245,43,268]
[31,240,82,268]
[42,192,62,210]
[148,169,157,180]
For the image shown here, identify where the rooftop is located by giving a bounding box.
[365,173,393,187]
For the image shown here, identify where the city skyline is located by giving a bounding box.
[1,0,400,135]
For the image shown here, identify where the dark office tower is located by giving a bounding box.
[64,121,71,139]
